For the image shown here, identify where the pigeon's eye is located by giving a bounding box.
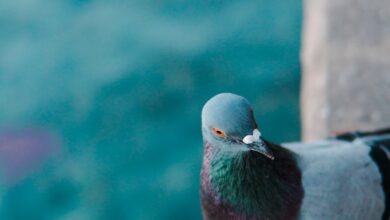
[211,127,226,138]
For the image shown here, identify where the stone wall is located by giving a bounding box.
[301,0,390,141]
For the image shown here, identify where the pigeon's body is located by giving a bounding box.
[201,140,304,220]
[200,93,389,220]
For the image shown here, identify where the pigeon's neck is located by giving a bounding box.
[201,140,303,219]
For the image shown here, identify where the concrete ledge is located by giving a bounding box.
[301,0,390,141]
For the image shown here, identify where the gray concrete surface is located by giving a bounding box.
[301,0,390,141]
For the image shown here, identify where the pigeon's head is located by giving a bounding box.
[202,93,274,160]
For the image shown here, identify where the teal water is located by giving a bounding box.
[0,1,302,219]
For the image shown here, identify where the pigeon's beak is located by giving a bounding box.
[247,138,275,160]
[241,128,274,160]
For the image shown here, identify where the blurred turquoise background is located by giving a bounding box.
[0,1,302,219]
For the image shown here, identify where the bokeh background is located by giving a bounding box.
[0,1,302,219]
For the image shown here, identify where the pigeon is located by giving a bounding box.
[200,93,389,220]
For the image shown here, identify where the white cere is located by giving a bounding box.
[243,129,261,144]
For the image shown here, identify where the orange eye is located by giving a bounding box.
[211,127,226,138]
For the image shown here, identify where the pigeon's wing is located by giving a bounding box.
[283,132,389,220]
[336,129,390,220]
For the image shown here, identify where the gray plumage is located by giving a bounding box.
[284,137,387,220]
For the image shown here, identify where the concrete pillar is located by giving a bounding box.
[301,0,390,141]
